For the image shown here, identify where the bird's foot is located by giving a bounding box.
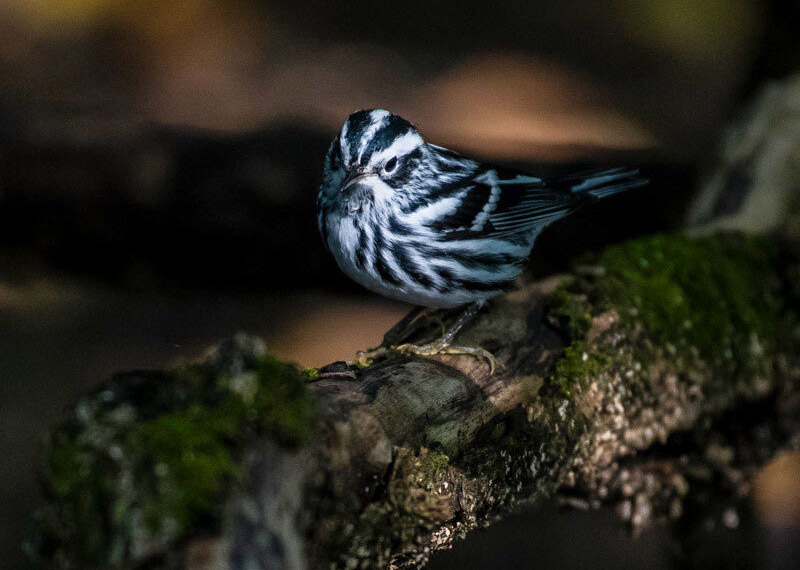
[356,307,449,368]
[394,341,498,374]
[354,346,390,367]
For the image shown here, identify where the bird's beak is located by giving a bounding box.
[339,169,373,194]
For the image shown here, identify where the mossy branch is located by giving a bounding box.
[31,232,800,570]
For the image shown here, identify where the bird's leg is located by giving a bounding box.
[381,306,426,346]
[395,301,498,374]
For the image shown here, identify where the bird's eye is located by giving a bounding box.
[383,156,398,174]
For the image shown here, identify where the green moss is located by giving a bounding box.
[552,342,608,397]
[546,279,610,397]
[591,234,788,376]
[545,233,793,396]
[37,352,315,570]
[130,406,239,529]
[548,285,593,339]
[418,450,450,483]
[245,356,316,446]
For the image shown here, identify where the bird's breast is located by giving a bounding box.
[326,213,366,274]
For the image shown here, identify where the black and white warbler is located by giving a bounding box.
[317,109,646,371]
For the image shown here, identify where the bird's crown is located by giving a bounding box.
[333,109,424,172]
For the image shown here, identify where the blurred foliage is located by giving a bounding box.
[613,0,762,60]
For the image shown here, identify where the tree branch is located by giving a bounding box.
[32,77,800,570]
[33,233,800,570]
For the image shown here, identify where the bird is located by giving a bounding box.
[316,109,647,372]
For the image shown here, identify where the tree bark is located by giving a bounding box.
[34,254,800,570]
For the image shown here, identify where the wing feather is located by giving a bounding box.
[429,168,574,240]
[427,165,646,241]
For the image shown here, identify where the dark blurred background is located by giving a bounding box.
[1,1,799,568]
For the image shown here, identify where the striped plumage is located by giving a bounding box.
[317,109,646,310]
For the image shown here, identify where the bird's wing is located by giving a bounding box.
[428,167,573,240]
[429,166,645,240]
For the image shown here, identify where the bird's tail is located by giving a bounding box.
[561,167,648,201]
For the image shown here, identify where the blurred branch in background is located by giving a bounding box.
[3,0,790,292]
[0,0,772,149]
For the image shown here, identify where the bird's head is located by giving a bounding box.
[319,109,429,215]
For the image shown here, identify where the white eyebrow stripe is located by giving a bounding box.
[371,131,422,165]
[357,111,391,163]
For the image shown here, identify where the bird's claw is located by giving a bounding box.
[394,342,498,374]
